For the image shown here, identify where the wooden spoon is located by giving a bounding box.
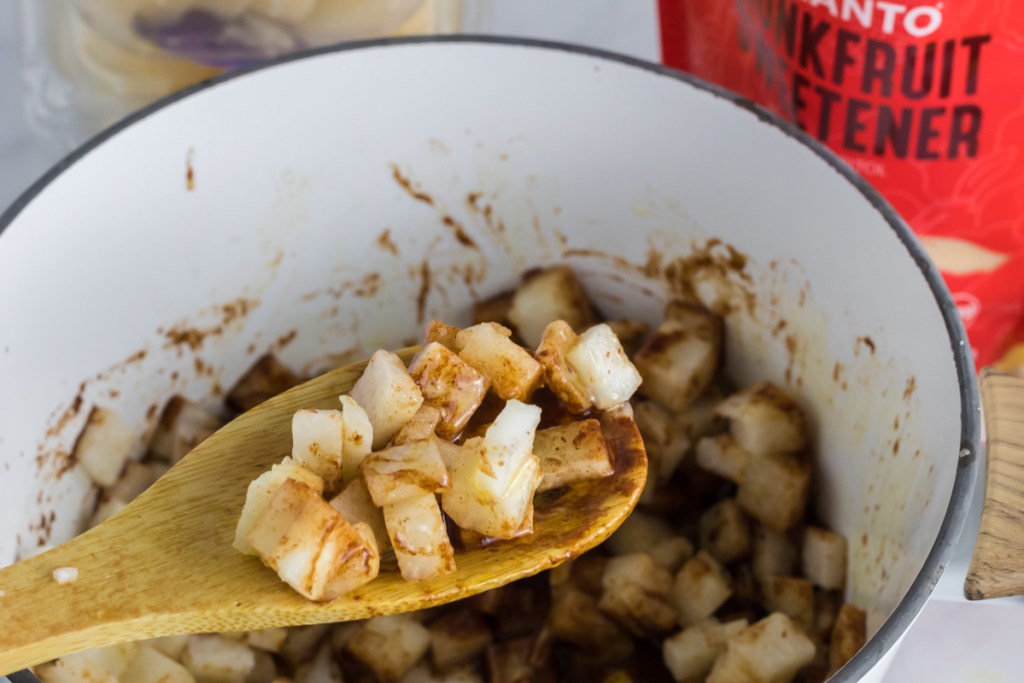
[0,348,647,674]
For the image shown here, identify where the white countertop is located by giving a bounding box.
[2,2,1022,680]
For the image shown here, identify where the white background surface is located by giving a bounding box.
[1,1,1022,680]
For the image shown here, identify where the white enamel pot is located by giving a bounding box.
[0,37,978,682]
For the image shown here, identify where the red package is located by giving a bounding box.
[659,0,1024,368]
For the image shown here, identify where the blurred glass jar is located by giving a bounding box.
[19,0,462,147]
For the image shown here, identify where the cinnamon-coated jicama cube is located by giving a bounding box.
[802,526,848,591]
[119,645,194,683]
[106,460,167,502]
[280,624,331,667]
[548,588,634,659]
[634,400,691,486]
[291,408,345,491]
[362,439,449,507]
[535,320,592,414]
[507,266,597,349]
[736,452,810,531]
[662,618,748,683]
[245,627,288,653]
[698,498,752,565]
[391,405,442,446]
[634,303,723,413]
[598,553,679,636]
[234,457,323,555]
[338,395,372,482]
[670,551,733,627]
[533,419,613,492]
[695,434,750,484]
[760,576,815,632]
[409,342,490,439]
[423,319,461,351]
[34,643,138,683]
[349,350,425,449]
[294,642,342,683]
[606,510,694,573]
[346,615,431,683]
[428,609,493,670]
[181,635,255,683]
[149,395,221,464]
[455,323,542,402]
[752,525,798,582]
[384,492,457,581]
[73,406,137,487]
[330,477,391,553]
[144,635,188,660]
[716,382,807,458]
[706,613,816,683]
[830,603,866,673]
[227,354,301,413]
[246,479,379,601]
[566,323,643,410]
[465,399,541,500]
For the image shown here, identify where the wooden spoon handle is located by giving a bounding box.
[964,370,1024,600]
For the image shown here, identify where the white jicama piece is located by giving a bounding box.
[294,642,342,683]
[469,399,540,499]
[598,553,679,636]
[106,460,167,502]
[362,440,449,507]
[695,434,751,484]
[663,619,748,683]
[802,526,848,590]
[330,477,391,552]
[73,406,137,487]
[181,635,255,683]
[565,323,643,410]
[149,395,221,464]
[707,613,815,683]
[391,404,443,446]
[89,497,128,529]
[247,479,379,601]
[339,395,373,482]
[716,383,807,458]
[535,320,592,414]
[409,342,490,439]
[698,498,752,565]
[455,323,543,402]
[120,645,195,683]
[35,644,138,683]
[606,510,694,573]
[634,400,691,487]
[346,615,432,683]
[246,628,288,653]
[234,457,323,555]
[428,609,493,670]
[736,452,811,531]
[384,492,457,581]
[146,634,189,660]
[670,551,733,627]
[760,576,814,632]
[291,409,345,491]
[53,567,79,584]
[533,419,613,492]
[506,265,597,349]
[349,350,425,449]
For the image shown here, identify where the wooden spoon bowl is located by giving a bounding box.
[0,348,647,674]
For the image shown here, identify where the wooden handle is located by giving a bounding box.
[964,369,1024,600]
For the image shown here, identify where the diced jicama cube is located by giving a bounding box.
[247,479,379,601]
[830,603,866,673]
[444,443,541,539]
[392,405,442,446]
[606,510,694,573]
[181,635,255,683]
[107,460,167,502]
[548,588,634,659]
[245,628,288,653]
[670,551,733,627]
[698,499,751,565]
[346,615,431,682]
[598,553,678,636]
[149,395,221,464]
[533,419,613,492]
[280,625,331,667]
[339,395,373,482]
[146,634,189,660]
[695,434,750,484]
[507,266,597,349]
[120,645,194,683]
[603,319,650,356]
[89,496,127,529]
[535,320,591,414]
[814,590,842,639]
[566,323,642,410]
[455,323,542,402]
[663,619,747,683]
[249,649,278,683]
[384,492,456,581]
[471,290,514,328]
[802,526,848,590]
[761,576,814,632]
[707,613,815,683]
[634,304,722,413]
[752,526,798,582]
[234,457,323,555]
[330,477,391,552]
[736,453,810,531]
[472,400,540,498]
[716,383,806,458]
[53,567,78,584]
[428,609,492,670]
[423,319,461,350]
[227,354,301,413]
[73,407,136,487]
[294,642,342,683]
[409,343,489,439]
[634,401,691,486]
[363,440,449,507]
[680,394,727,442]
[349,350,425,449]
[433,437,464,470]
[291,409,345,491]
[485,637,547,683]
[35,644,138,683]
